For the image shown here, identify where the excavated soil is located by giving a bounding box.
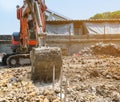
[0,67,61,102]
[0,43,120,101]
[63,55,120,101]
[0,54,120,102]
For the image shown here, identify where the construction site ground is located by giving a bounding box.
[0,43,120,102]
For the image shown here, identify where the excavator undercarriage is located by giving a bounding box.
[2,53,30,67]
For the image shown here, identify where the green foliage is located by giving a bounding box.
[90,10,120,19]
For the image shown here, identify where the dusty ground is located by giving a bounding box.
[0,54,120,102]
[63,55,120,102]
[1,42,120,102]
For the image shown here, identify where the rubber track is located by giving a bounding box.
[6,54,30,67]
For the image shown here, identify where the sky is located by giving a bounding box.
[0,0,120,34]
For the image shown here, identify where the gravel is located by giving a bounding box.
[0,43,120,101]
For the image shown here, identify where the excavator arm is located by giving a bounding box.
[15,0,47,52]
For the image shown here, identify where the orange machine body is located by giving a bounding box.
[12,0,46,52]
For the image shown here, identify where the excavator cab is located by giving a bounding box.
[11,32,20,53]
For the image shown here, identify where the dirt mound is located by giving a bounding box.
[91,42,120,56]
[81,42,120,56]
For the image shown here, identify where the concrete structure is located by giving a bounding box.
[0,40,12,54]
[1,34,120,55]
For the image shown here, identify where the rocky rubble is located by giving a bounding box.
[62,55,120,101]
[0,48,120,101]
[0,67,61,102]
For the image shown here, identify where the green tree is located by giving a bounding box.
[111,11,120,19]
[90,13,104,19]
[90,10,120,19]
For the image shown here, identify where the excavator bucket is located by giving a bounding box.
[30,47,62,83]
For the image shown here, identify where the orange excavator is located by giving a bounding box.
[2,0,62,82]
[2,0,46,66]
